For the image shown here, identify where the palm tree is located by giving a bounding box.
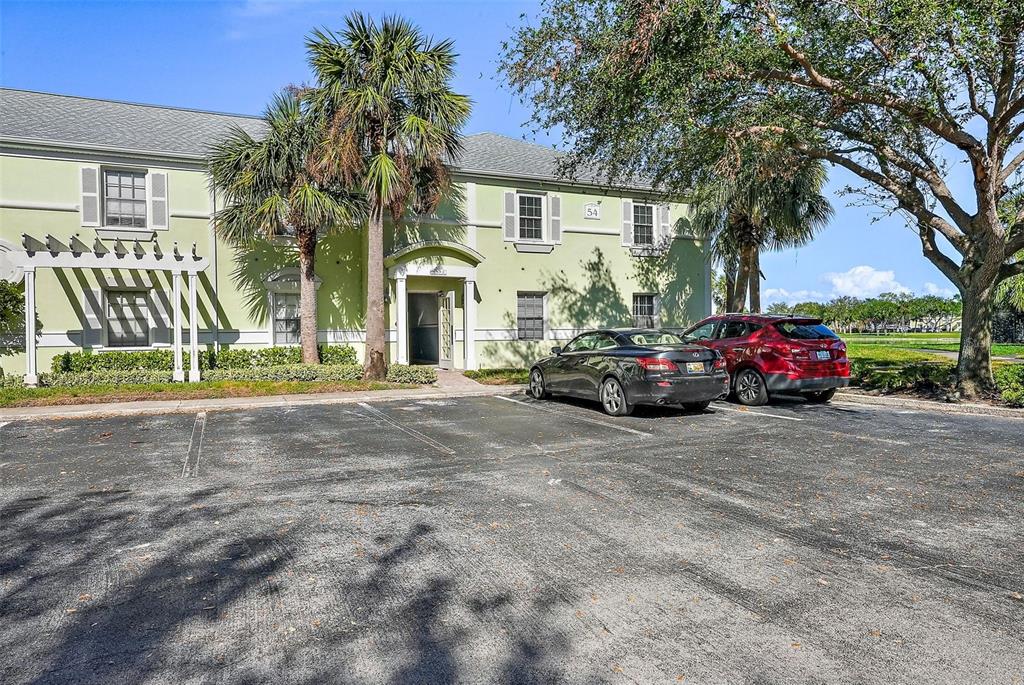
[207,90,362,363]
[691,155,833,313]
[306,13,471,380]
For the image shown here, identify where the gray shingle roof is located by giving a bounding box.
[0,88,625,187]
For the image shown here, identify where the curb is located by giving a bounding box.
[834,390,1024,419]
[0,385,526,422]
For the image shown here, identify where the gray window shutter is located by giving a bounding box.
[549,194,562,243]
[621,199,633,246]
[82,288,103,347]
[503,191,517,241]
[80,166,100,227]
[150,287,171,345]
[659,204,672,243]
[149,172,169,229]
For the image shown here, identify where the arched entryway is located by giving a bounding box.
[385,240,484,370]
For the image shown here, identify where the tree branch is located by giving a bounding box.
[999,148,1024,186]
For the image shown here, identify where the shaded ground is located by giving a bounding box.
[1,394,1022,684]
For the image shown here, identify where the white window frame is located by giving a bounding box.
[270,291,302,346]
[516,192,547,243]
[102,288,153,349]
[631,202,656,246]
[516,291,547,341]
[101,167,149,230]
[264,267,320,347]
[632,292,660,328]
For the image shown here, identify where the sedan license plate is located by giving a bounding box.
[815,350,831,360]
[686,361,705,374]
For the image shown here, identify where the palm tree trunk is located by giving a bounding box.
[748,246,761,313]
[297,229,319,364]
[364,203,387,380]
[731,245,751,312]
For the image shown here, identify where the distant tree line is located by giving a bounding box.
[764,293,963,334]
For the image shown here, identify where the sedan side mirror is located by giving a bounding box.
[551,346,562,355]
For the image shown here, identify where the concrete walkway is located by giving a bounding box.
[0,379,523,422]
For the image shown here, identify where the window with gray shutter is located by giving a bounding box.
[632,293,660,328]
[516,292,545,340]
[518,194,544,240]
[632,204,655,245]
[104,169,147,228]
[80,167,100,227]
[106,290,150,347]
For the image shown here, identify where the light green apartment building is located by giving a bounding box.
[0,89,711,383]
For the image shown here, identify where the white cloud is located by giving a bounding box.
[823,265,910,298]
[763,288,827,305]
[923,282,957,297]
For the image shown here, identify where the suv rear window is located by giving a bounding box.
[774,322,839,340]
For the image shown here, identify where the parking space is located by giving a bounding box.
[1,395,1021,684]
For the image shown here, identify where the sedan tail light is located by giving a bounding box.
[637,357,679,372]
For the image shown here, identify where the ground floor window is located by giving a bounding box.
[517,292,545,340]
[632,293,660,328]
[272,292,301,344]
[106,290,150,347]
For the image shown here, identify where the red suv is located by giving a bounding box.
[682,314,850,406]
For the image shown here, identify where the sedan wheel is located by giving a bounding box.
[600,377,633,416]
[734,369,769,406]
[529,368,549,399]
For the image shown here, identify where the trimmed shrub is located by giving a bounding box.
[385,364,438,384]
[995,365,1024,407]
[51,349,213,373]
[41,370,174,387]
[213,345,357,369]
[0,373,25,388]
[203,364,364,382]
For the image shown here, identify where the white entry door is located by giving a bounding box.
[438,290,454,370]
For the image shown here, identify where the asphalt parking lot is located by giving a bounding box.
[1,394,1022,685]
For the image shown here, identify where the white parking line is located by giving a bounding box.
[181,412,207,478]
[356,402,456,455]
[495,395,649,437]
[712,405,804,422]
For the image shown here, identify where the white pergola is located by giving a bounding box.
[7,234,210,386]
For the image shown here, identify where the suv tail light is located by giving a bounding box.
[712,357,727,370]
[637,357,678,372]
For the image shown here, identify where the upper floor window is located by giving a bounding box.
[104,169,147,228]
[633,203,655,246]
[518,194,544,241]
[106,290,150,347]
[632,293,660,328]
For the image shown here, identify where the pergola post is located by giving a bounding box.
[395,275,408,365]
[463,279,477,371]
[23,267,38,387]
[172,270,184,382]
[187,271,200,382]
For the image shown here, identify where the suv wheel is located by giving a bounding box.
[803,388,836,404]
[600,377,633,416]
[734,368,769,406]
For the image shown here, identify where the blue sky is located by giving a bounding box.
[0,0,961,303]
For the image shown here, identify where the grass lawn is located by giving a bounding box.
[844,332,961,342]
[464,368,530,385]
[0,379,414,408]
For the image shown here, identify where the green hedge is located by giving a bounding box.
[995,365,1024,407]
[50,344,358,374]
[385,364,438,384]
[42,370,174,387]
[203,364,364,382]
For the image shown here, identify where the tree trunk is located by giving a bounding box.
[748,246,761,313]
[956,278,997,397]
[730,245,751,312]
[364,203,387,381]
[297,230,319,364]
[724,263,737,313]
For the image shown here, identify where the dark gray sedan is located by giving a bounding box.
[528,329,730,416]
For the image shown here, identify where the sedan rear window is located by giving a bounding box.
[774,322,839,340]
[627,332,685,346]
